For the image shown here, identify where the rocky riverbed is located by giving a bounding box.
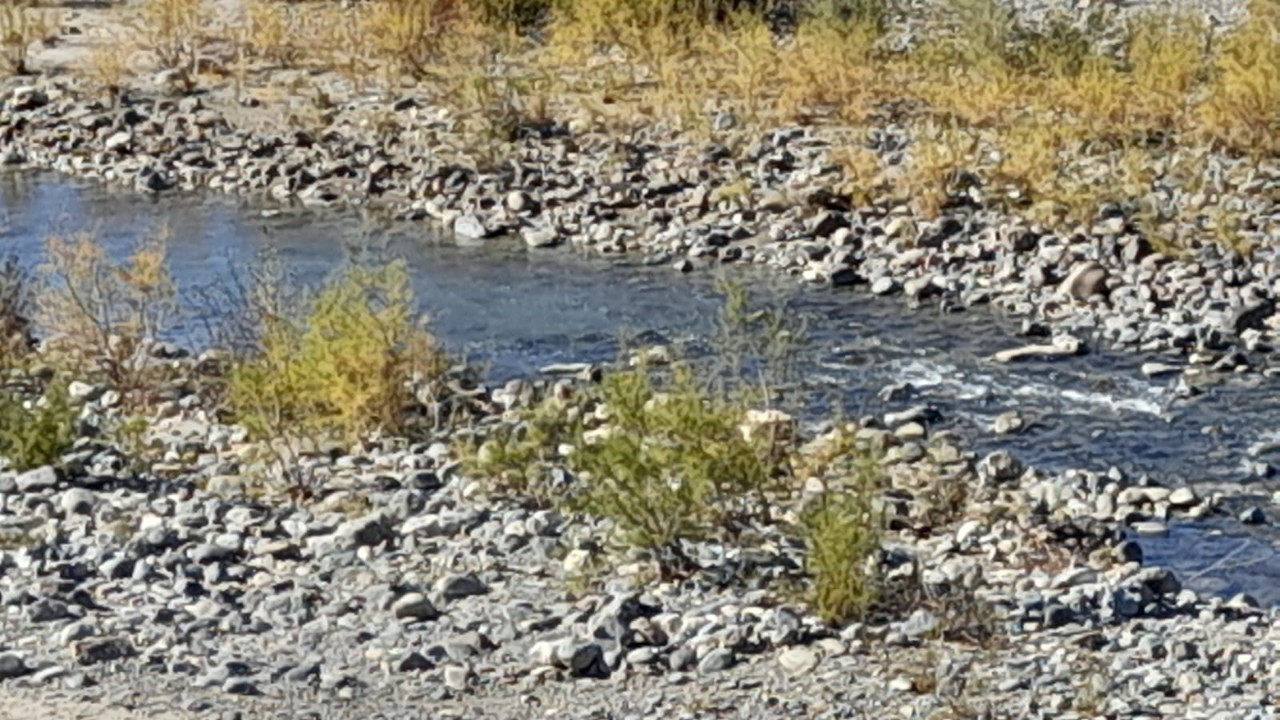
[3,0,1280,716]
[0,349,1277,720]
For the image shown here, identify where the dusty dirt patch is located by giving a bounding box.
[0,695,193,720]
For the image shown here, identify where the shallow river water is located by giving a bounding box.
[5,171,1280,604]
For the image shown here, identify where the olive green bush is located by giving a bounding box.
[0,378,77,471]
[799,472,881,623]
[461,394,576,502]
[564,363,785,555]
[0,256,33,366]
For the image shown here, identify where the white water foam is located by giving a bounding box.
[887,357,1170,418]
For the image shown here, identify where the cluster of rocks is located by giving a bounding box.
[0,362,1274,717]
[2,74,1280,378]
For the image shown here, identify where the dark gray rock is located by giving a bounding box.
[398,652,434,673]
[569,643,610,679]
[1240,506,1267,525]
[697,648,736,674]
[74,637,135,666]
[0,653,31,679]
[435,573,489,601]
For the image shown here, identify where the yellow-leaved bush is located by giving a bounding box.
[228,261,445,444]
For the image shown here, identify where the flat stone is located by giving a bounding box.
[16,466,58,492]
[1168,487,1198,508]
[453,214,489,240]
[1141,362,1182,378]
[894,422,926,440]
[222,679,261,695]
[104,131,132,152]
[521,226,560,248]
[777,646,819,677]
[1130,521,1168,536]
[1052,567,1099,588]
[991,335,1082,363]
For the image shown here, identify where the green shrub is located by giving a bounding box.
[709,278,804,405]
[0,256,32,367]
[461,394,576,502]
[227,261,445,445]
[0,379,78,471]
[462,280,801,567]
[799,437,882,625]
[565,363,785,556]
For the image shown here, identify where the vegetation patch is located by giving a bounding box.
[0,0,54,76]
[563,363,788,553]
[0,376,77,472]
[227,260,446,446]
[65,0,1276,255]
[34,230,177,398]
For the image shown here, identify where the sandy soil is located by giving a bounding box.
[0,694,192,720]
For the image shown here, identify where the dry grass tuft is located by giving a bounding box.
[128,0,211,75]
[34,229,177,396]
[0,0,56,76]
[1197,0,1280,154]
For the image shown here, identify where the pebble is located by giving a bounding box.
[0,653,30,679]
[991,411,1024,435]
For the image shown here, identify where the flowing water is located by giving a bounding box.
[5,171,1280,603]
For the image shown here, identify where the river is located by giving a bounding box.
[5,170,1280,604]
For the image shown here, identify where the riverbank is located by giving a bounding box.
[0,327,1274,719]
[2,0,1280,379]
